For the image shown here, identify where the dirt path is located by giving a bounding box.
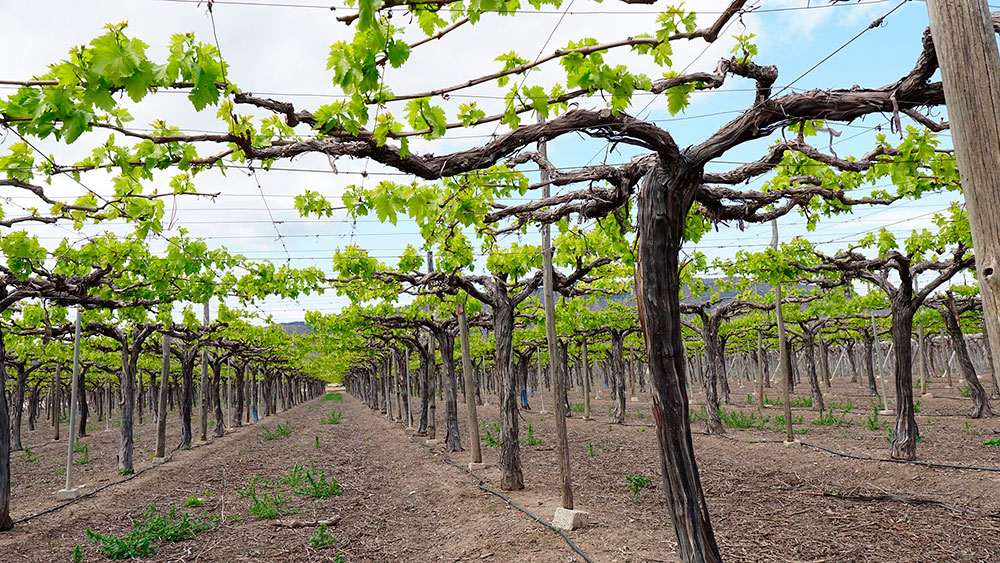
[0,393,578,562]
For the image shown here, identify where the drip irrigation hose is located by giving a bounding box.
[410,436,595,563]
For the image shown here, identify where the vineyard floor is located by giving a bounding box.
[3,376,1000,562]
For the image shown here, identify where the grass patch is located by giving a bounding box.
[183,494,204,508]
[259,421,292,440]
[812,409,849,427]
[761,393,812,408]
[282,463,342,498]
[320,410,342,425]
[958,385,971,398]
[85,505,217,559]
[239,478,288,519]
[570,402,585,413]
[718,408,760,429]
[984,438,1000,446]
[323,393,343,402]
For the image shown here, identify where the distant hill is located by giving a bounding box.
[281,321,312,336]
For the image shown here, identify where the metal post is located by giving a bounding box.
[870,311,892,414]
[58,308,84,498]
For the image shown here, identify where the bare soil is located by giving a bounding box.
[2,373,1000,562]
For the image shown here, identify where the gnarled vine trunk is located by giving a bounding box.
[635,161,721,562]
[611,330,627,424]
[889,298,918,461]
[939,301,993,417]
[803,334,825,411]
[494,289,523,490]
[437,331,463,452]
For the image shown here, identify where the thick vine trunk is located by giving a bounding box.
[635,161,721,562]
[10,365,26,452]
[212,360,225,437]
[0,327,13,531]
[803,334,825,411]
[179,358,195,449]
[819,338,831,388]
[78,367,88,438]
[701,330,725,435]
[234,363,245,427]
[611,331,627,424]
[939,302,993,417]
[119,354,137,474]
[437,331,463,452]
[847,341,858,383]
[494,291,523,491]
[863,330,878,396]
[889,299,918,461]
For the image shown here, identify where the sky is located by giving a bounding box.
[0,0,978,322]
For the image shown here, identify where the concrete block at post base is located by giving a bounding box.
[552,507,589,531]
[425,438,443,445]
[55,484,88,500]
[783,439,801,447]
[922,393,934,399]
[469,462,488,472]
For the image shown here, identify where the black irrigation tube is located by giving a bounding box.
[410,436,595,563]
[691,430,1000,473]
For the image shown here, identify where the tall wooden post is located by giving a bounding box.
[539,126,573,511]
[926,1,1000,378]
[458,303,483,465]
[58,308,84,498]
[155,334,170,459]
[53,364,61,442]
[756,331,765,410]
[772,221,794,443]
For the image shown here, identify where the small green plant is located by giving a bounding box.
[958,385,971,398]
[85,505,217,559]
[625,474,653,503]
[315,435,321,449]
[521,423,542,446]
[746,394,754,405]
[914,400,921,413]
[283,464,342,498]
[71,544,83,563]
[323,392,343,402]
[588,442,595,457]
[239,479,287,519]
[310,523,338,548]
[480,421,500,448]
[364,435,372,441]
[964,421,978,435]
[259,421,292,440]
[771,413,803,430]
[183,494,204,508]
[827,398,855,412]
[983,438,1000,446]
[74,442,91,465]
[570,402,585,413]
[866,407,883,431]
[320,410,342,425]
[718,408,759,429]
[689,406,707,423]
[812,409,848,427]
[792,428,809,435]
[20,447,38,463]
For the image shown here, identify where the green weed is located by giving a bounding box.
[480,421,500,448]
[958,385,971,398]
[983,438,1000,446]
[625,474,653,503]
[521,423,542,446]
[323,393,343,402]
[718,408,759,429]
[183,494,204,508]
[588,443,595,457]
[20,447,38,463]
[259,421,292,440]
[84,505,216,559]
[239,478,287,519]
[309,523,338,548]
[283,463,341,498]
[320,410,342,425]
[315,435,321,449]
[74,442,91,465]
[812,409,849,427]
[570,403,585,413]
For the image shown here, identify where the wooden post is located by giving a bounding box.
[926,1,1000,380]
[53,364,61,442]
[59,308,83,497]
[919,326,929,396]
[155,334,170,459]
[458,303,483,465]
[539,126,573,510]
[870,311,892,414]
[772,221,794,443]
[405,347,413,428]
[756,331,765,410]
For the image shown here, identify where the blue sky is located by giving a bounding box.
[0,0,978,321]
